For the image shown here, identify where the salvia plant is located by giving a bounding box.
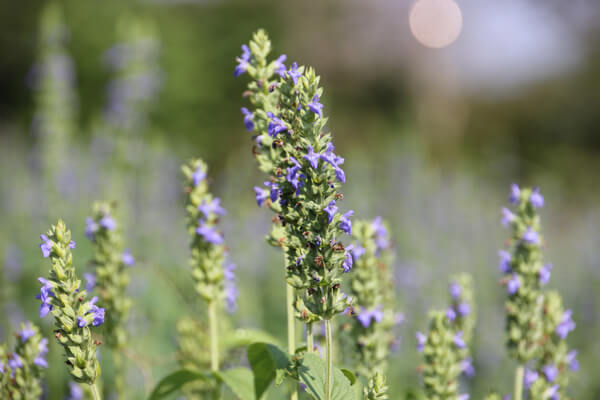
[181,158,238,393]
[85,202,134,399]
[30,2,77,207]
[236,29,354,400]
[416,274,476,400]
[498,185,577,400]
[342,217,401,381]
[36,220,104,399]
[0,322,48,399]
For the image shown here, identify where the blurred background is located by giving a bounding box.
[0,0,599,398]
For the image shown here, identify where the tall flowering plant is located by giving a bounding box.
[36,220,104,399]
[498,185,577,400]
[85,202,135,399]
[182,159,237,375]
[342,217,401,382]
[0,322,49,398]
[236,29,354,400]
[416,274,476,400]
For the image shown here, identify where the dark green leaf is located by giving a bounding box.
[340,369,357,385]
[247,342,293,399]
[214,367,255,400]
[148,369,208,400]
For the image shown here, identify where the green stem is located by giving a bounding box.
[325,319,333,400]
[90,382,102,400]
[209,300,219,371]
[514,365,524,400]
[286,282,298,400]
[307,322,314,353]
[114,350,125,400]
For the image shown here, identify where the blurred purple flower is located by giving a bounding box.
[530,187,544,208]
[234,44,251,77]
[449,282,462,299]
[241,107,254,131]
[324,200,338,223]
[507,274,520,295]
[35,277,54,318]
[458,302,471,316]
[304,145,320,169]
[198,198,226,218]
[543,364,558,382]
[446,307,457,322]
[509,184,521,204]
[84,273,96,292]
[308,95,323,117]
[40,235,53,258]
[122,249,135,266]
[539,263,552,285]
[501,207,515,227]
[192,166,206,187]
[254,187,267,207]
[264,181,279,202]
[287,62,301,85]
[85,217,99,240]
[273,54,287,77]
[357,305,383,328]
[196,222,224,245]
[224,262,238,314]
[99,215,116,230]
[453,331,466,348]
[556,309,575,339]
[522,227,539,244]
[342,245,354,273]
[266,112,287,137]
[19,322,35,343]
[68,381,84,400]
[352,244,366,260]
[498,250,512,274]
[461,357,475,377]
[416,331,426,352]
[339,210,353,235]
[524,368,538,389]
[566,350,579,372]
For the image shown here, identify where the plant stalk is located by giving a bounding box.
[114,350,125,399]
[90,382,102,400]
[208,300,219,371]
[514,365,524,400]
[307,322,314,353]
[286,282,298,400]
[325,319,333,400]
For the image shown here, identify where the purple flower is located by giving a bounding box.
[342,245,354,273]
[352,244,366,260]
[19,322,35,343]
[286,165,305,193]
[457,395,470,400]
[334,166,346,183]
[461,357,475,377]
[273,54,287,77]
[224,262,237,314]
[498,250,512,274]
[77,316,87,327]
[85,217,99,240]
[457,302,471,316]
[509,184,521,204]
[453,331,466,348]
[68,381,84,400]
[198,198,227,218]
[339,210,353,234]
[449,282,462,299]
[8,354,23,371]
[308,94,323,117]
[416,331,427,352]
[446,307,457,321]
[40,234,53,258]
[296,254,305,266]
[501,207,515,227]
[234,44,251,77]
[524,368,538,389]
[556,309,575,339]
[192,166,206,187]
[35,277,54,318]
[539,263,552,285]
[264,181,279,202]
[530,187,544,208]
[287,62,301,85]
[324,200,338,223]
[266,112,287,137]
[543,364,558,382]
[196,222,224,245]
[304,145,320,169]
[566,350,579,372]
[0,361,3,374]
[547,385,560,400]
[99,215,116,230]
[507,274,520,295]
[522,227,540,244]
[122,249,135,266]
[69,240,76,249]
[241,107,254,131]
[254,187,267,207]
[87,297,105,326]
[357,305,384,328]
[84,272,96,292]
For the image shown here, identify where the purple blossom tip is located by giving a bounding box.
[501,207,515,227]
[556,309,575,339]
[77,316,87,327]
[196,222,224,245]
[241,107,254,131]
[539,263,552,285]
[509,183,521,204]
[19,323,35,343]
[254,186,267,207]
[99,215,116,231]
[342,245,354,272]
[69,240,76,249]
[122,249,135,266]
[416,331,427,352]
[446,307,457,322]
[566,350,579,372]
[457,302,471,316]
[287,62,301,85]
[304,145,320,169]
[308,94,323,117]
[192,166,206,187]
[453,331,466,348]
[524,368,538,389]
[543,364,558,382]
[507,274,520,295]
[461,357,475,377]
[339,210,354,235]
[356,305,384,328]
[498,250,512,274]
[234,44,251,77]
[449,282,462,299]
[522,227,540,245]
[324,200,338,223]
[274,54,287,77]
[39,234,53,258]
[530,187,544,208]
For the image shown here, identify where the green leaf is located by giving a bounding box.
[247,342,293,399]
[222,329,282,351]
[215,367,255,400]
[340,369,357,385]
[297,353,355,400]
[148,369,208,400]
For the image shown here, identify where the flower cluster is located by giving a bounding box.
[36,220,103,384]
[85,202,134,349]
[498,185,548,363]
[30,3,77,201]
[182,159,236,309]
[364,372,389,400]
[499,185,577,398]
[0,322,48,398]
[236,29,352,321]
[341,217,401,380]
[416,274,476,400]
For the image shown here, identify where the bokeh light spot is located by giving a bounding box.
[409,0,463,49]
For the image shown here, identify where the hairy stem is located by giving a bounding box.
[307,322,314,353]
[208,300,219,371]
[514,365,524,400]
[286,282,298,400]
[325,319,333,400]
[90,382,102,400]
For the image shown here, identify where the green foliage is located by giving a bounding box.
[214,367,255,400]
[297,352,355,400]
[364,373,388,400]
[247,342,293,399]
[148,369,210,400]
